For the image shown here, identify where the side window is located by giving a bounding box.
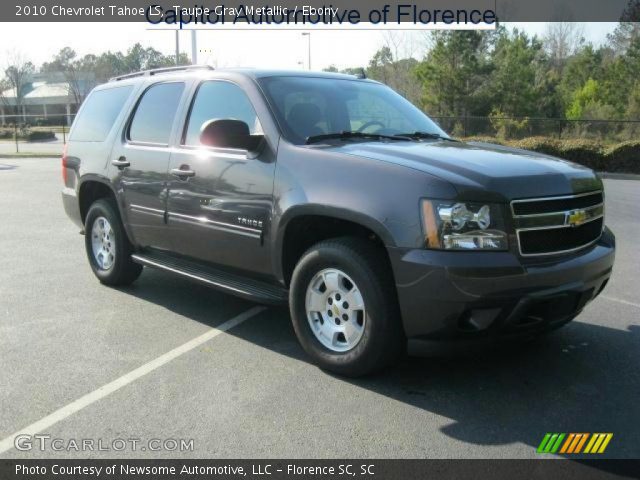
[70,86,133,142]
[183,81,261,146]
[128,82,185,145]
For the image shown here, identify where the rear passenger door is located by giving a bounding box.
[166,80,276,276]
[112,81,187,250]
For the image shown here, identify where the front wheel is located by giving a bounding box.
[84,198,142,286]
[289,237,405,376]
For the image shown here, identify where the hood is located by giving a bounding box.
[321,140,602,201]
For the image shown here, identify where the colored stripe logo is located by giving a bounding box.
[537,433,613,454]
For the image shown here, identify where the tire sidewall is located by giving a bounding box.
[290,242,394,375]
[84,199,130,283]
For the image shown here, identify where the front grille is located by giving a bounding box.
[512,191,604,256]
[512,191,603,215]
[519,218,603,255]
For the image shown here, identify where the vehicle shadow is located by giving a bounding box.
[119,269,640,460]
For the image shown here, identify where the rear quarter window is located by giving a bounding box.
[70,85,133,142]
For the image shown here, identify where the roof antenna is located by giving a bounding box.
[355,68,366,79]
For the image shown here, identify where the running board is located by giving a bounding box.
[131,252,288,305]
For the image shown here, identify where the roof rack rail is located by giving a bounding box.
[110,65,214,82]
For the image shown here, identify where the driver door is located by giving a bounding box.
[166,80,276,276]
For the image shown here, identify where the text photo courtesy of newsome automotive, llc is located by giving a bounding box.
[0,0,639,478]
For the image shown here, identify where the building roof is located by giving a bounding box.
[1,81,74,105]
[0,71,94,106]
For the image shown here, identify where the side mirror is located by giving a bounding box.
[199,119,264,151]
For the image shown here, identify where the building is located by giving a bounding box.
[0,72,94,126]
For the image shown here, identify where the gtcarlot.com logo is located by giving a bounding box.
[14,434,194,452]
[537,433,613,454]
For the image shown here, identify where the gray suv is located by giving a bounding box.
[62,66,615,376]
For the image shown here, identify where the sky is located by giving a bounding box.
[0,22,618,71]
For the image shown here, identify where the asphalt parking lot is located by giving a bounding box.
[1,157,639,459]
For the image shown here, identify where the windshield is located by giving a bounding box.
[258,76,449,145]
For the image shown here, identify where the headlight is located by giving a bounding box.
[421,200,508,250]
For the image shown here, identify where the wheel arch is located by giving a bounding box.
[78,175,136,245]
[275,205,396,287]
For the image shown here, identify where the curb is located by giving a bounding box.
[0,153,60,158]
[598,172,640,181]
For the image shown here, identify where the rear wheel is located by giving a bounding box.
[84,198,142,286]
[289,237,404,376]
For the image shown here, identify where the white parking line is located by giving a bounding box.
[601,295,640,309]
[0,306,266,455]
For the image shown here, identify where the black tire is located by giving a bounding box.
[84,198,142,286]
[289,237,405,377]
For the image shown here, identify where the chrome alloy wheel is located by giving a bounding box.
[91,216,116,270]
[305,268,366,352]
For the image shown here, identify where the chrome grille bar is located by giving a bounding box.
[511,191,604,256]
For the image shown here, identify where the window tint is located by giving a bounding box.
[345,91,415,133]
[259,76,447,144]
[183,81,261,146]
[129,82,185,144]
[70,86,133,142]
[282,91,329,138]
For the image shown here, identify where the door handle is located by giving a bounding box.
[171,167,196,178]
[112,157,130,168]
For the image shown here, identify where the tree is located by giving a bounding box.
[559,45,603,105]
[414,30,490,117]
[543,22,584,68]
[566,78,601,119]
[356,32,423,105]
[122,43,186,72]
[0,77,10,114]
[623,81,640,135]
[3,51,35,116]
[47,44,192,86]
[487,29,544,118]
[607,1,640,54]
[41,47,93,104]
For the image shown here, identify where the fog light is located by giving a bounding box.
[443,230,508,250]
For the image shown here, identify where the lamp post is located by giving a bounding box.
[175,30,180,65]
[191,30,197,64]
[301,32,311,70]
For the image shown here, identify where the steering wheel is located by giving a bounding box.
[357,120,386,133]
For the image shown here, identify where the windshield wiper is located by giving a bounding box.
[394,131,458,142]
[306,131,412,145]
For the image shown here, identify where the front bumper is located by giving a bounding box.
[389,227,615,349]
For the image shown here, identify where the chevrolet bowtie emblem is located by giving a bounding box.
[566,209,588,227]
[333,305,340,317]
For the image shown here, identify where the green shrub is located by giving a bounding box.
[25,130,56,141]
[604,141,640,173]
[510,137,610,171]
[513,138,607,171]
[0,128,56,141]
[460,136,640,173]
[451,121,466,138]
[510,137,563,157]
[555,139,605,171]
[489,108,530,139]
[461,136,505,145]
